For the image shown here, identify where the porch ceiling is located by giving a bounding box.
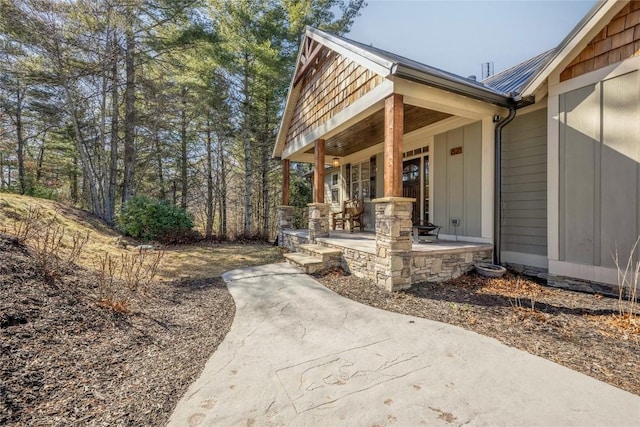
[305,105,452,157]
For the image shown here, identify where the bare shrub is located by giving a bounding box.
[30,221,66,284]
[94,253,121,304]
[119,248,165,293]
[21,210,91,285]
[612,237,640,321]
[11,205,46,242]
[93,248,165,312]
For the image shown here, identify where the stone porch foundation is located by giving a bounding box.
[280,229,492,288]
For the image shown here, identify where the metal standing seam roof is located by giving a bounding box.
[307,28,513,107]
[481,49,556,95]
[313,27,556,106]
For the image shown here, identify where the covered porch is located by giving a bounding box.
[274,28,514,290]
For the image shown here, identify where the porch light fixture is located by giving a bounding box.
[332,157,340,168]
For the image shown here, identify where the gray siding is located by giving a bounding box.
[559,70,640,268]
[501,108,548,257]
[433,121,482,237]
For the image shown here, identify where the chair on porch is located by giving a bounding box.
[412,220,441,243]
[347,199,365,232]
[331,201,349,230]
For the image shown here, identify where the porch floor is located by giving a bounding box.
[284,229,492,255]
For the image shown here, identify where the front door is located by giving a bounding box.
[402,158,420,222]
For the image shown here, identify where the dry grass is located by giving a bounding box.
[0,194,125,268]
[0,193,284,282]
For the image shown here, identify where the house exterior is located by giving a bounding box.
[274,0,640,294]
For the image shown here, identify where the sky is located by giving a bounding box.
[346,0,599,79]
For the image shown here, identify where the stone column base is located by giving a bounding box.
[277,206,294,248]
[307,203,330,243]
[373,197,415,291]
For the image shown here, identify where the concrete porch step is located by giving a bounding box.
[298,244,342,262]
[283,252,324,274]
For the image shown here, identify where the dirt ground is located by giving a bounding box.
[0,234,281,426]
[316,269,640,396]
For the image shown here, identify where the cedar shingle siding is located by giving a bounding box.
[284,51,384,151]
[561,1,640,81]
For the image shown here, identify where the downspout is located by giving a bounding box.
[493,105,517,265]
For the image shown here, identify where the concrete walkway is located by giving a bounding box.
[168,263,640,427]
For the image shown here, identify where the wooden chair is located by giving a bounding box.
[412,220,441,243]
[347,199,365,232]
[331,201,349,230]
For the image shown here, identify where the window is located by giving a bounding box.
[423,155,430,221]
[350,161,371,200]
[403,163,419,182]
[331,173,339,203]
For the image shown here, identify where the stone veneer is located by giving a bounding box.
[280,227,493,288]
[307,203,330,243]
[373,197,414,292]
[277,206,294,247]
[411,248,493,283]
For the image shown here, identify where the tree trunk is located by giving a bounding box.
[217,133,227,238]
[70,152,78,204]
[261,94,271,238]
[15,82,25,194]
[107,36,119,224]
[154,133,165,200]
[180,87,188,210]
[122,19,136,204]
[205,113,214,238]
[242,57,252,236]
[35,135,46,183]
[0,154,4,188]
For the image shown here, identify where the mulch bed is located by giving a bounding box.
[0,234,235,426]
[315,269,640,396]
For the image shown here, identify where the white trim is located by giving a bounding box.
[438,235,493,244]
[480,117,494,241]
[516,98,547,115]
[553,55,640,96]
[521,0,626,97]
[282,80,394,159]
[549,260,619,286]
[501,251,549,269]
[306,29,393,77]
[396,79,506,119]
[405,116,475,141]
[547,73,561,261]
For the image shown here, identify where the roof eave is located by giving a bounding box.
[392,64,513,108]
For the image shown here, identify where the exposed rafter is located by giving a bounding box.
[294,38,326,86]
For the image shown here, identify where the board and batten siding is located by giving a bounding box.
[500,108,548,258]
[559,70,640,268]
[433,122,482,237]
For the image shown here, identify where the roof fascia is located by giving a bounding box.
[393,64,512,108]
[521,0,627,97]
[305,27,395,77]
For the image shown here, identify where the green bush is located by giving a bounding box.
[116,196,195,242]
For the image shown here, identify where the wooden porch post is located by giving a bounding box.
[282,159,290,205]
[313,139,325,203]
[384,94,404,197]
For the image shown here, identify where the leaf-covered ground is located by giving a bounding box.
[0,231,283,426]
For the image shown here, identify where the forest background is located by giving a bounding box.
[0,0,365,240]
